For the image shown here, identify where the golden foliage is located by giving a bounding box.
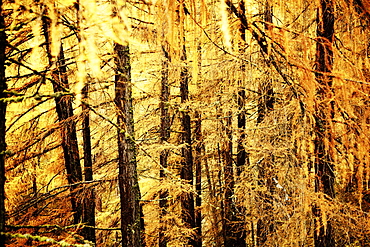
[2,0,370,246]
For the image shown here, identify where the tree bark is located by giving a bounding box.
[313,0,335,246]
[236,0,247,177]
[179,58,196,246]
[81,83,96,243]
[159,44,170,247]
[0,1,6,245]
[114,43,142,247]
[194,111,202,247]
[75,1,96,242]
[42,11,83,228]
[178,1,195,245]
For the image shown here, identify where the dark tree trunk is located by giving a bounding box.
[42,11,83,227]
[313,0,335,246]
[159,44,170,247]
[237,87,246,177]
[257,0,275,125]
[179,57,196,246]
[114,43,142,247]
[81,83,96,243]
[178,2,195,245]
[74,1,96,242]
[220,2,249,246]
[0,1,6,246]
[236,0,247,177]
[194,111,202,247]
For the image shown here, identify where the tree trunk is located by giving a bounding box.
[194,111,202,247]
[233,1,248,245]
[159,44,170,247]
[81,83,96,243]
[313,0,335,246]
[114,43,142,247]
[236,0,247,178]
[178,1,195,245]
[75,1,96,242]
[42,11,83,227]
[179,58,196,246]
[0,1,6,245]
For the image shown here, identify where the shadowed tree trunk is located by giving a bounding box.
[75,1,96,242]
[194,111,202,247]
[237,0,247,178]
[231,1,248,246]
[194,24,203,247]
[313,0,335,246]
[42,10,84,229]
[0,1,6,246]
[178,1,195,246]
[81,83,95,243]
[114,43,142,247]
[179,46,196,247]
[159,44,170,247]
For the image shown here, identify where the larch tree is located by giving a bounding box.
[41,5,84,232]
[313,0,335,246]
[194,110,202,247]
[114,41,143,247]
[81,83,95,243]
[159,42,170,247]
[178,1,196,245]
[75,1,96,243]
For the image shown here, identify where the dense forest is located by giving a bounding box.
[0,0,369,246]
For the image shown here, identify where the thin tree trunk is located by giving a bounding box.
[236,0,247,178]
[114,43,142,247]
[159,44,170,247]
[81,83,96,243]
[0,1,6,245]
[42,11,83,227]
[194,29,203,247]
[75,1,96,242]
[179,60,196,246]
[194,111,202,247]
[178,1,195,245]
[313,0,335,246]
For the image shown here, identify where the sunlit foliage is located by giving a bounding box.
[0,0,369,246]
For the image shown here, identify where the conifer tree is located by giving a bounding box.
[76,2,96,242]
[81,83,96,243]
[178,1,196,245]
[194,111,202,247]
[41,6,84,230]
[313,0,335,246]
[159,43,170,247]
[114,42,142,247]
